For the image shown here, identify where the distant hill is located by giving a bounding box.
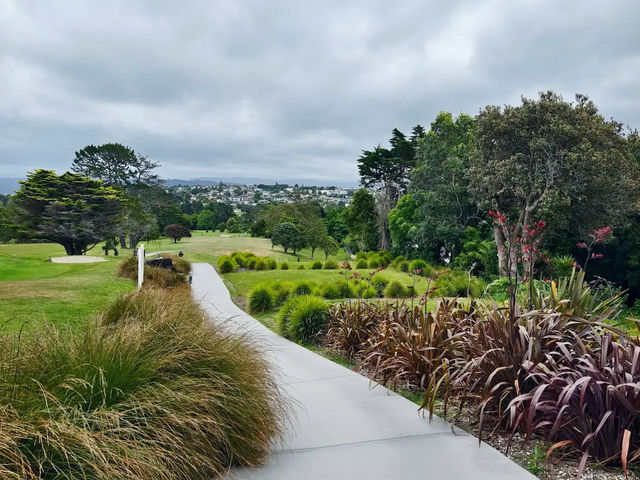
[165,177,358,188]
[0,178,21,194]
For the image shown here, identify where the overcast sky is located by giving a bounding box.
[1,1,639,183]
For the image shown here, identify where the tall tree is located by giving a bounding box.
[358,128,418,249]
[406,112,477,261]
[470,92,639,276]
[272,222,306,254]
[71,143,159,187]
[343,189,379,251]
[72,143,164,248]
[10,170,123,255]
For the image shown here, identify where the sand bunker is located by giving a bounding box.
[50,255,108,263]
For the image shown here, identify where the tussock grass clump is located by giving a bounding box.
[217,255,238,273]
[293,280,314,296]
[117,257,187,288]
[355,258,368,269]
[323,259,338,270]
[248,284,274,313]
[384,280,408,298]
[0,288,285,479]
[255,259,267,271]
[280,262,289,270]
[271,281,293,306]
[310,260,323,270]
[278,295,329,343]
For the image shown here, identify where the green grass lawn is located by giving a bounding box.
[0,243,133,331]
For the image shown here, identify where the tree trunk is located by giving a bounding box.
[493,225,509,276]
[310,247,315,259]
[119,235,127,249]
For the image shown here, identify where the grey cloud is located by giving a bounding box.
[1,0,639,182]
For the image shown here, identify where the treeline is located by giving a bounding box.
[249,91,640,301]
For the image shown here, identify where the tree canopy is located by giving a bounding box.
[10,170,123,255]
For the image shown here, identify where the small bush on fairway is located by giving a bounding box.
[368,257,380,268]
[218,255,237,273]
[323,259,338,269]
[311,260,323,270]
[293,280,314,296]
[384,280,408,298]
[0,288,285,479]
[297,264,305,270]
[267,257,277,270]
[283,295,329,343]
[117,257,187,288]
[271,281,293,306]
[255,259,267,271]
[356,258,368,269]
[318,282,340,299]
[248,285,274,313]
[409,259,428,274]
[247,257,257,269]
[280,262,289,270]
[397,260,409,272]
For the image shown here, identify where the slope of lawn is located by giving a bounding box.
[0,243,133,331]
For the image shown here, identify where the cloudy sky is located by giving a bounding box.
[1,1,639,184]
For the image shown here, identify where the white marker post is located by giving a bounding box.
[137,244,145,289]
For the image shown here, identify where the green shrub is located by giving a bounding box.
[397,260,409,273]
[267,257,277,270]
[246,257,257,269]
[297,264,305,270]
[277,295,300,335]
[356,284,377,299]
[323,259,339,270]
[311,260,323,270]
[271,281,293,306]
[293,281,314,296]
[378,252,392,267]
[372,276,389,295]
[280,262,289,270]
[368,257,380,268]
[384,280,408,298]
[356,251,368,260]
[318,282,340,299]
[248,285,274,313]
[218,255,238,274]
[392,255,406,267]
[335,279,355,298]
[409,259,428,274]
[255,259,267,271]
[231,251,246,267]
[285,295,329,343]
[0,288,285,479]
[356,259,368,269]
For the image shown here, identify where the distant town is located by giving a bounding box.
[168,182,357,208]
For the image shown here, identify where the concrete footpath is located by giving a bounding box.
[191,263,535,480]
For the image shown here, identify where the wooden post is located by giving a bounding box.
[137,244,145,289]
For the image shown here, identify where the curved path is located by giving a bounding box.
[191,263,535,480]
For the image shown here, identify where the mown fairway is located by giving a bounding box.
[0,243,133,331]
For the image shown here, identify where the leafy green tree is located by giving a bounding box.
[250,218,267,237]
[197,210,216,231]
[408,112,477,261]
[388,194,419,256]
[324,205,348,243]
[272,222,306,254]
[301,217,327,259]
[470,92,639,276]
[10,170,123,255]
[71,143,159,187]
[358,128,417,249]
[320,235,339,260]
[343,189,378,251]
[164,224,191,243]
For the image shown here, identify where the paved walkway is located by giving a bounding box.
[191,263,535,480]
